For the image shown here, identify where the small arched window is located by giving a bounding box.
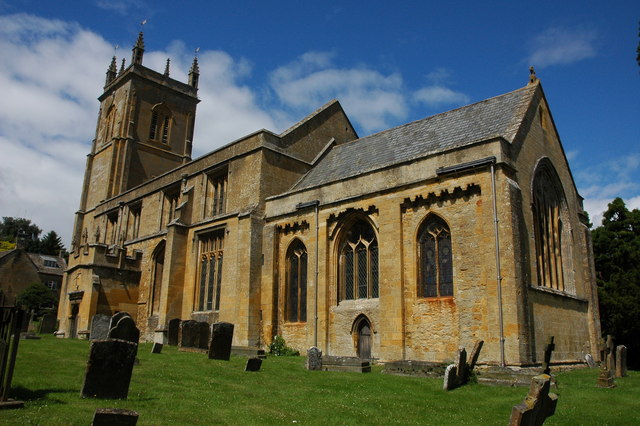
[339,219,379,302]
[417,215,453,297]
[286,239,307,323]
[150,241,166,314]
[149,104,172,143]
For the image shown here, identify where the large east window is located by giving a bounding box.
[339,219,379,302]
[417,214,453,297]
[196,230,224,311]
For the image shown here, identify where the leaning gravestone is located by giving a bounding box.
[167,318,181,346]
[443,364,458,391]
[443,347,468,391]
[306,347,323,371]
[92,408,139,425]
[585,354,597,368]
[615,345,627,378]
[108,316,140,345]
[509,374,558,426]
[245,357,262,372]
[151,342,163,354]
[81,339,137,399]
[38,313,57,334]
[90,314,111,340]
[541,336,555,375]
[468,340,484,371]
[208,322,234,360]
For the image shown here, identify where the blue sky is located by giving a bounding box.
[0,0,638,246]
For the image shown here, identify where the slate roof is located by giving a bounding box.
[26,253,67,275]
[292,83,537,191]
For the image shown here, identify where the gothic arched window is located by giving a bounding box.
[150,241,165,314]
[339,219,379,302]
[532,160,574,293]
[196,230,224,311]
[149,104,172,143]
[286,239,307,323]
[417,215,453,297]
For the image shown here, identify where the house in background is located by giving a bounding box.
[0,247,66,306]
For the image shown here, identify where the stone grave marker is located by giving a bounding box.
[615,345,627,378]
[81,339,137,399]
[468,340,484,371]
[245,357,262,372]
[90,314,111,340]
[108,316,140,345]
[208,322,234,360]
[92,408,139,425]
[179,320,199,348]
[606,335,615,372]
[167,318,180,346]
[306,346,323,371]
[455,347,467,383]
[109,312,131,330]
[585,353,597,368]
[38,313,57,334]
[151,342,163,354]
[197,321,210,350]
[443,364,458,391]
[541,336,555,375]
[509,374,558,426]
[596,339,616,388]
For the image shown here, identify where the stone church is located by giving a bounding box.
[57,33,601,366]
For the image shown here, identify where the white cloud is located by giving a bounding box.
[527,27,597,68]
[95,0,146,14]
[413,85,470,109]
[270,52,408,134]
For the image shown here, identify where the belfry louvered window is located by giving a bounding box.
[339,219,379,302]
[286,239,308,322]
[149,104,171,143]
[418,215,453,297]
[197,230,224,311]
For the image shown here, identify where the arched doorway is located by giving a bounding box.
[352,315,373,359]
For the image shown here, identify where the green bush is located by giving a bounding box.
[268,335,300,356]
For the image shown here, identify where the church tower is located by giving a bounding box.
[73,32,200,244]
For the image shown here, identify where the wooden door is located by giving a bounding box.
[358,322,371,359]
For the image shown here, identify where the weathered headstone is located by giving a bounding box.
[443,364,458,391]
[306,346,323,371]
[167,318,180,346]
[468,340,484,371]
[245,357,262,372]
[81,339,137,399]
[455,347,467,383]
[585,353,597,368]
[151,342,163,354]
[90,314,111,340]
[92,408,139,425]
[615,345,627,378]
[197,321,210,350]
[208,322,234,360]
[541,336,555,375]
[605,335,615,372]
[509,374,558,426]
[179,320,199,348]
[109,312,131,330]
[108,316,140,345]
[596,356,616,388]
[38,313,57,334]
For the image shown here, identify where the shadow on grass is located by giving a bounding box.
[10,385,77,404]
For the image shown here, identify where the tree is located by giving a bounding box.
[16,282,58,316]
[0,216,42,252]
[40,230,65,256]
[591,197,640,369]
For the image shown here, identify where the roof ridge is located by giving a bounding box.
[279,99,341,137]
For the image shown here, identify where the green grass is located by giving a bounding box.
[2,336,638,425]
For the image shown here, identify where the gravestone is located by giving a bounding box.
[151,342,163,354]
[596,342,616,388]
[245,357,262,372]
[468,340,484,371]
[38,313,57,334]
[455,347,467,383]
[198,322,210,350]
[541,336,555,375]
[109,312,131,330]
[306,346,323,371]
[509,374,558,426]
[92,408,139,425]
[585,354,597,368]
[208,322,234,360]
[167,318,180,346]
[443,364,458,391]
[81,339,137,399]
[179,320,199,348]
[615,345,627,378]
[108,316,140,345]
[90,314,111,340]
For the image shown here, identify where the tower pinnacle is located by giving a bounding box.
[105,56,117,86]
[189,55,200,89]
[132,31,145,66]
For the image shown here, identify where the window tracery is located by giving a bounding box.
[339,219,379,302]
[417,214,453,297]
[286,239,307,322]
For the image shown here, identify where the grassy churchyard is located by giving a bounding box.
[1,336,638,425]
